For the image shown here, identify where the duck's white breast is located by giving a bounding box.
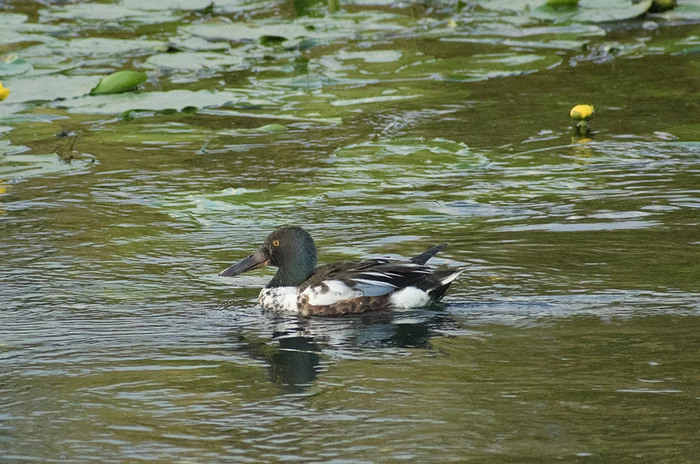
[258,287,300,312]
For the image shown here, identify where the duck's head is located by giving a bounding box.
[219,225,318,287]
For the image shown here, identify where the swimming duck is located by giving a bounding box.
[219,226,463,316]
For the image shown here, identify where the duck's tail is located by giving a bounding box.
[410,243,448,265]
[426,268,466,302]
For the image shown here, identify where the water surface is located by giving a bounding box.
[1,0,700,462]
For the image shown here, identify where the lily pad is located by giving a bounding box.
[0,152,95,180]
[656,2,700,20]
[0,14,65,47]
[0,13,29,26]
[345,0,396,5]
[0,57,33,77]
[336,50,403,63]
[20,38,166,61]
[0,140,95,181]
[532,0,654,22]
[121,0,268,13]
[167,36,231,52]
[39,4,179,24]
[0,140,28,156]
[3,74,101,103]
[0,112,68,124]
[182,16,403,45]
[184,23,335,43]
[145,52,246,71]
[476,0,655,22]
[53,89,248,114]
[91,71,149,95]
[476,0,551,11]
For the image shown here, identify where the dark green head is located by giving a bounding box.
[219,226,318,287]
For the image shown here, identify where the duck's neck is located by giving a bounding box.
[267,253,317,288]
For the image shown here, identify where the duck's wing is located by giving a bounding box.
[299,260,435,306]
[302,241,448,293]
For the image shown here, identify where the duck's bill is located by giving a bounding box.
[219,249,269,277]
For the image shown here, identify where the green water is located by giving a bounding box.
[2,0,700,462]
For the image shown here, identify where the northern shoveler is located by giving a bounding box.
[219,226,464,316]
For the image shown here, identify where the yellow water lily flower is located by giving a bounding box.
[0,82,10,101]
[570,104,594,121]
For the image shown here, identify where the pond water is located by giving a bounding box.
[1,0,700,462]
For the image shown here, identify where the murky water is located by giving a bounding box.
[2,1,700,462]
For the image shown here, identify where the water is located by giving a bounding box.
[2,1,700,462]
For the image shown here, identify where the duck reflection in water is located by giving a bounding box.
[234,310,455,393]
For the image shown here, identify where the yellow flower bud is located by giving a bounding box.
[0,83,10,101]
[570,104,594,121]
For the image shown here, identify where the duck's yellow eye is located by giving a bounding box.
[272,240,280,247]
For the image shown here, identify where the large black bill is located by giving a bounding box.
[219,249,269,277]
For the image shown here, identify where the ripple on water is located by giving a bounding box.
[3,7,700,461]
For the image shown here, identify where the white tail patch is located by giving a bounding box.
[388,287,432,309]
[440,269,464,285]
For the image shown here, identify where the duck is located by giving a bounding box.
[219,226,464,317]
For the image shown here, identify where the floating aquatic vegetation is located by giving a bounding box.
[3,74,100,104]
[479,0,655,23]
[54,89,249,115]
[90,70,149,95]
[38,3,181,25]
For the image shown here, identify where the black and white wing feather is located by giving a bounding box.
[299,243,459,308]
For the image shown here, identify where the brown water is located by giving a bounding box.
[1,1,700,462]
